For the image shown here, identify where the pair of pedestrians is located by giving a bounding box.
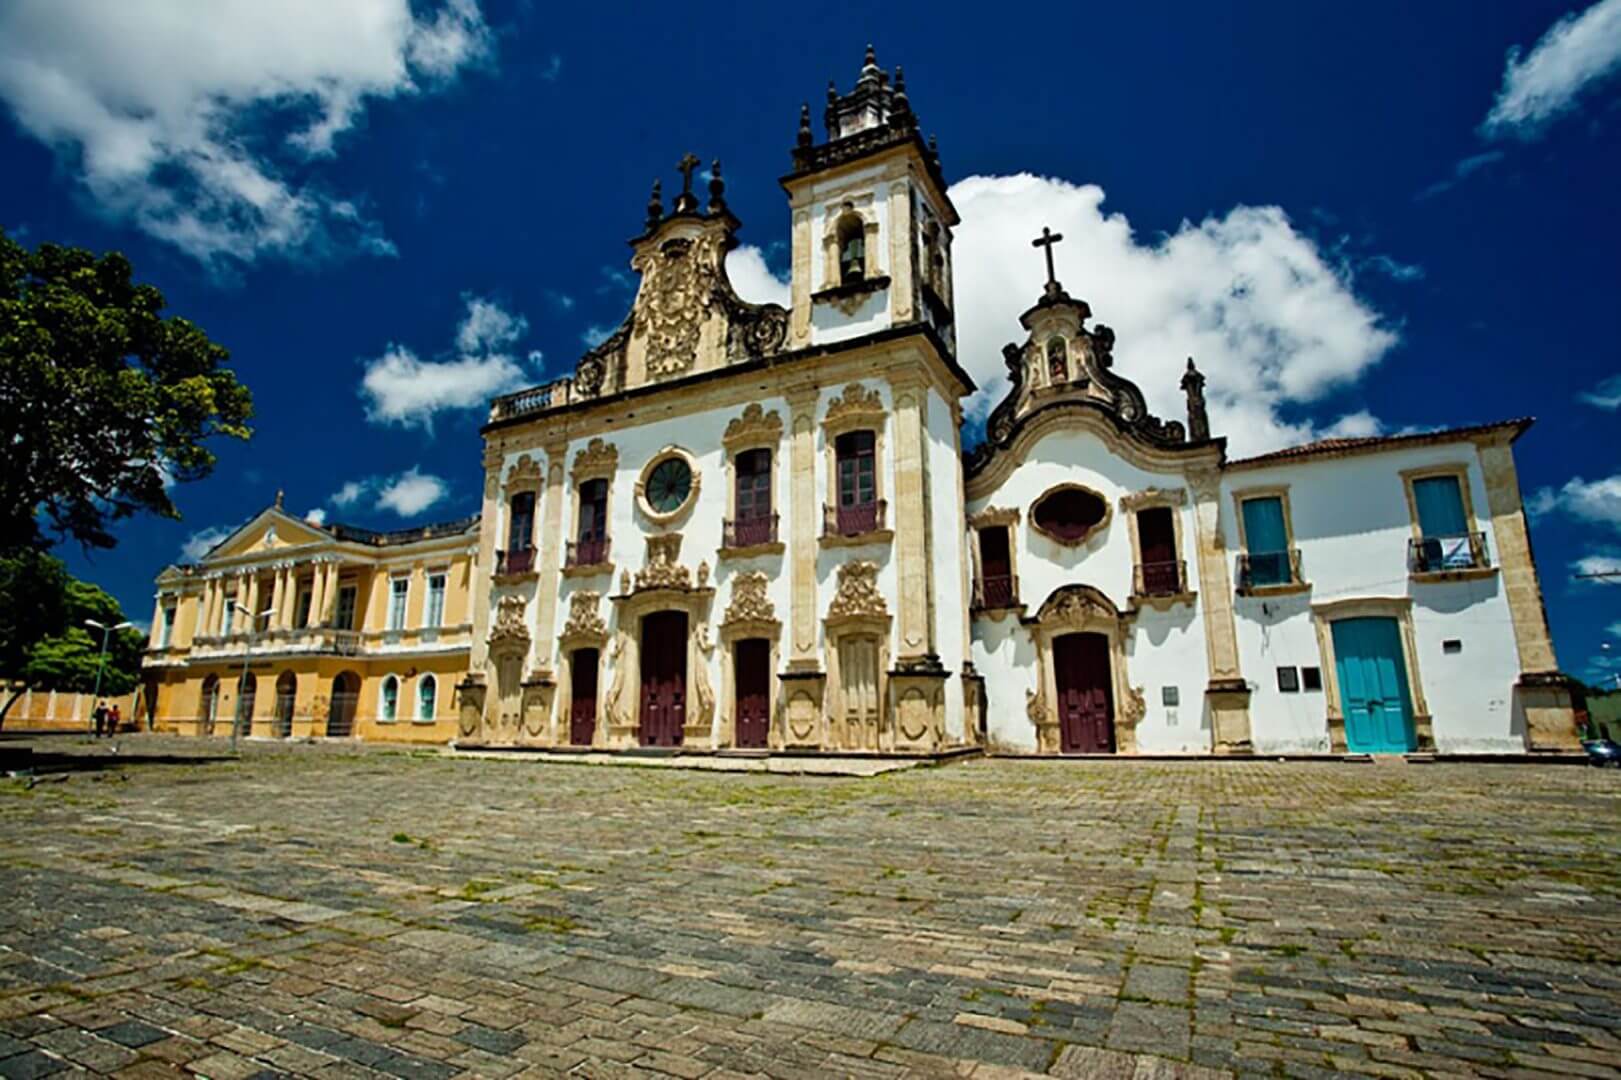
[92,701,120,737]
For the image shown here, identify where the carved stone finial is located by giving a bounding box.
[797,102,813,148]
[645,178,662,230]
[862,43,878,75]
[891,66,912,124]
[707,159,725,213]
[1181,357,1210,442]
[274,489,284,510]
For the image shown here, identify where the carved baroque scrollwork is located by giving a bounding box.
[488,595,530,656]
[571,438,619,482]
[826,560,888,621]
[561,590,607,644]
[635,235,720,378]
[722,403,784,450]
[823,382,886,433]
[723,572,776,625]
[634,533,691,592]
[504,453,542,490]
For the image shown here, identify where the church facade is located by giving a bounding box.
[145,51,1580,756]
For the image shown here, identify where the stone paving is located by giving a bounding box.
[1,736,1619,1079]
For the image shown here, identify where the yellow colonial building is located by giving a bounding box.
[143,497,477,743]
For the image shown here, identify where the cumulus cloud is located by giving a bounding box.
[1531,474,1621,528]
[360,294,532,429]
[1482,0,1621,139]
[180,525,233,562]
[947,174,1399,456]
[374,467,448,516]
[331,480,368,507]
[1579,374,1621,410]
[0,0,492,268]
[726,245,790,307]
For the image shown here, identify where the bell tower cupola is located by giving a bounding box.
[781,46,958,354]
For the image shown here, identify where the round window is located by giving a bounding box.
[644,456,694,514]
[1031,485,1109,544]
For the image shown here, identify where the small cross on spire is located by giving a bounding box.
[677,152,701,194]
[1032,226,1064,295]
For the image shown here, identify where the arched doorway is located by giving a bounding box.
[1054,632,1114,754]
[235,672,257,738]
[274,672,297,738]
[199,674,220,736]
[327,671,360,737]
[639,611,687,747]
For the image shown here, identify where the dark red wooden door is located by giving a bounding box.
[734,638,770,749]
[1054,633,1114,753]
[570,648,598,746]
[639,611,687,747]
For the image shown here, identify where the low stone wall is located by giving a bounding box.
[2,687,141,731]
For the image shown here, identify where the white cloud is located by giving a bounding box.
[360,295,532,429]
[180,525,233,562]
[1576,552,1621,578]
[1579,374,1621,410]
[947,174,1398,457]
[1482,0,1621,139]
[726,245,790,307]
[1532,474,1621,528]
[0,0,492,267]
[331,480,368,507]
[1415,150,1506,201]
[303,508,328,526]
[374,467,447,517]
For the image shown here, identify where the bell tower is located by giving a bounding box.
[781,47,958,353]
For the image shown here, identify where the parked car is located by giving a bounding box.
[1582,738,1621,767]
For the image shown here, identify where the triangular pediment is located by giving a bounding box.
[198,508,330,563]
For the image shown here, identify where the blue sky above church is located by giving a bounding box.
[2,0,1618,679]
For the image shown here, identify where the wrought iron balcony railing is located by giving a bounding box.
[973,573,1019,611]
[723,514,779,549]
[1236,549,1303,593]
[822,499,887,539]
[1408,532,1489,574]
[495,547,536,576]
[1134,559,1187,598]
[567,536,611,568]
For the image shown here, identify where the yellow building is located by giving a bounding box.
[143,497,477,743]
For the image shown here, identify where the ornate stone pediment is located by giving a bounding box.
[723,403,784,450]
[723,572,776,625]
[634,234,720,379]
[1120,487,1188,511]
[1029,584,1121,628]
[505,454,542,490]
[571,438,618,482]
[561,590,607,644]
[823,382,886,433]
[634,533,691,592]
[489,595,530,656]
[826,560,888,622]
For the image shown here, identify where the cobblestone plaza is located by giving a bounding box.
[2,739,1619,1078]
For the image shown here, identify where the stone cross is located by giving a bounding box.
[677,153,701,195]
[1032,226,1063,288]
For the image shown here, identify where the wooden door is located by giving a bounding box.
[1332,617,1417,753]
[734,638,770,749]
[639,611,688,747]
[570,648,599,746]
[1054,633,1115,753]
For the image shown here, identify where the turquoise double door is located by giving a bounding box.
[1331,617,1417,753]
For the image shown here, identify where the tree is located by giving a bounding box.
[0,228,253,554]
[0,551,145,729]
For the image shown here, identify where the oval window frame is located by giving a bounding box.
[1029,483,1112,547]
[635,446,702,525]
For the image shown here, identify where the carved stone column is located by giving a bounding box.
[308,562,327,628]
[1188,467,1251,753]
[531,441,568,675]
[269,568,286,631]
[469,444,503,675]
[320,562,341,625]
[1477,439,1580,750]
[232,574,248,635]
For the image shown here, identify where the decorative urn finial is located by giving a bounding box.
[707,158,726,212]
[797,102,813,148]
[645,178,663,230]
[1181,357,1210,442]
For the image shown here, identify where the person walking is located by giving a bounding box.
[92,700,108,738]
[109,703,122,734]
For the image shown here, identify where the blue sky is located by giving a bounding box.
[2,0,1619,680]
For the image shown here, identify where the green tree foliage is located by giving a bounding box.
[0,227,253,553]
[0,551,144,727]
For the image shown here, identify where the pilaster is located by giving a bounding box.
[470,446,503,673]
[887,182,913,323]
[786,385,821,671]
[888,369,933,661]
[1188,467,1251,753]
[530,440,569,676]
[789,209,813,349]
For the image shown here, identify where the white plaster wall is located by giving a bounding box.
[1223,442,1523,753]
[967,428,1209,752]
[924,385,967,740]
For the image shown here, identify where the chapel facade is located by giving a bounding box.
[144,50,1581,756]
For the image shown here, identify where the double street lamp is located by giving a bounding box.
[84,618,133,736]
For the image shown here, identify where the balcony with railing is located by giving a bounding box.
[1133,559,1188,599]
[822,499,889,543]
[488,376,575,422]
[566,536,612,570]
[495,547,536,578]
[1236,549,1305,595]
[972,573,1020,613]
[722,513,780,552]
[1408,532,1491,576]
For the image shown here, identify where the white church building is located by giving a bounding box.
[454,49,1579,757]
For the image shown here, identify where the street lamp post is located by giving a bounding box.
[84,618,133,736]
[234,607,276,754]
